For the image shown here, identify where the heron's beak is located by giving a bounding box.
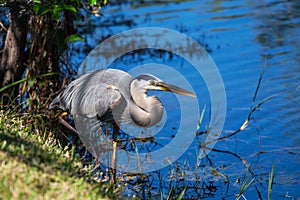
[156,82,196,98]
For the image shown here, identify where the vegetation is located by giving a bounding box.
[0,1,119,198]
[0,1,278,199]
[0,0,107,106]
[268,161,275,200]
[0,109,119,199]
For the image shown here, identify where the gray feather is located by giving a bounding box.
[49,69,130,118]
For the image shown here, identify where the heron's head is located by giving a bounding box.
[131,74,196,98]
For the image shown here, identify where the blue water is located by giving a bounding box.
[71,0,300,199]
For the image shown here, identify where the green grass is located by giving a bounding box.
[236,167,254,200]
[268,161,275,200]
[0,109,119,200]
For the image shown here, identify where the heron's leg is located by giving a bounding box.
[111,122,119,184]
[58,112,79,134]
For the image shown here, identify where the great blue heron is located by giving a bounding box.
[50,69,196,128]
[50,69,196,180]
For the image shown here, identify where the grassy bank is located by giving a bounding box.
[0,110,118,200]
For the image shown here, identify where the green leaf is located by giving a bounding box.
[56,2,66,10]
[64,34,85,43]
[63,5,77,12]
[33,0,41,3]
[37,5,51,15]
[89,0,97,6]
[52,6,61,21]
[33,4,40,13]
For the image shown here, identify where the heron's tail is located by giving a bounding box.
[49,94,67,110]
[49,96,60,110]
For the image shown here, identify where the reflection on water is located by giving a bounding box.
[71,0,300,199]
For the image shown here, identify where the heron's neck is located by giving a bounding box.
[130,88,163,127]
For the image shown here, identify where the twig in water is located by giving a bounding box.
[208,72,275,143]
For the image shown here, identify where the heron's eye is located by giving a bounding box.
[150,80,157,85]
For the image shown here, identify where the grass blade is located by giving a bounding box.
[268,161,275,200]
[166,187,173,200]
[177,187,187,200]
[0,72,57,93]
[236,167,254,200]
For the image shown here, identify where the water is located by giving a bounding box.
[71,0,300,199]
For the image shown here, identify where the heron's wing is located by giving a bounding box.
[50,69,131,117]
[71,83,122,118]
[94,84,122,117]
